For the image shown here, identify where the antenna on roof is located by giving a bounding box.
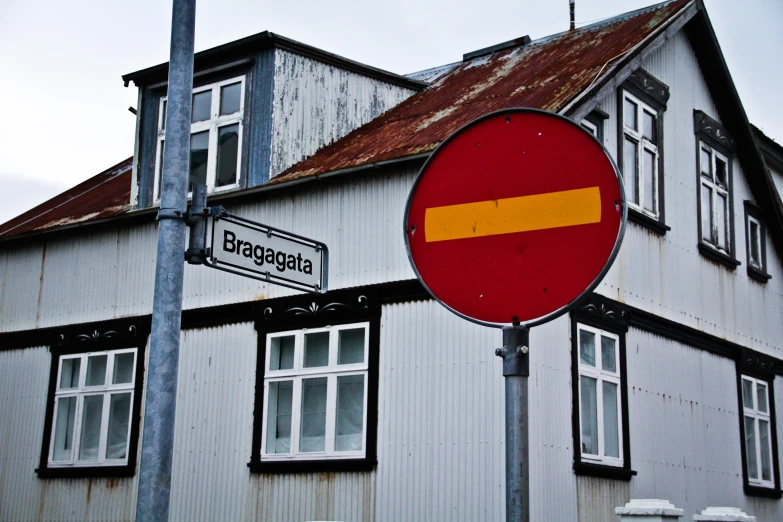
[569,0,575,31]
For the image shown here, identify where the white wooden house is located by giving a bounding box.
[1,1,782,520]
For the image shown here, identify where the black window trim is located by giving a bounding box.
[617,68,670,236]
[249,287,381,474]
[36,318,150,479]
[582,108,609,144]
[694,110,740,270]
[570,295,635,481]
[736,350,782,498]
[744,201,772,283]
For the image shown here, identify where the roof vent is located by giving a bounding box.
[463,35,532,61]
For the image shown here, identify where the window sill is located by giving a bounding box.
[744,483,782,499]
[628,208,670,235]
[698,243,740,270]
[36,465,135,479]
[573,461,636,481]
[748,266,772,283]
[248,457,376,474]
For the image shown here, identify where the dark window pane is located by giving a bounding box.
[603,382,619,458]
[336,375,365,451]
[715,157,728,187]
[338,328,365,365]
[270,335,295,371]
[192,90,212,123]
[79,395,104,461]
[601,336,616,373]
[113,353,135,384]
[304,332,329,368]
[623,138,638,205]
[189,131,209,190]
[106,393,132,459]
[643,149,656,213]
[157,140,165,198]
[742,379,754,409]
[642,110,656,143]
[220,83,241,115]
[580,376,598,455]
[52,396,77,461]
[701,184,712,242]
[579,330,595,367]
[716,193,727,250]
[624,98,637,131]
[700,148,711,177]
[266,381,293,454]
[60,358,81,389]
[750,221,761,267]
[745,415,758,480]
[216,124,239,187]
[85,355,107,386]
[300,378,327,452]
[161,100,167,131]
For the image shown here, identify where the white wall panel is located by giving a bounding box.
[270,49,416,178]
[0,243,45,332]
[0,347,138,522]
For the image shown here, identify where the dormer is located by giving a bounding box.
[122,32,426,208]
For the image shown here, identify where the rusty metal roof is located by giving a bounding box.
[0,158,133,239]
[271,0,690,184]
[0,0,691,241]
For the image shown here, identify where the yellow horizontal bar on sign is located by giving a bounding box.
[425,186,602,242]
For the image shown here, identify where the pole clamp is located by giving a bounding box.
[156,208,185,221]
[496,325,530,377]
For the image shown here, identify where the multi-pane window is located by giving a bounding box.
[699,144,731,253]
[577,324,623,467]
[261,323,369,461]
[154,76,244,200]
[622,92,659,218]
[581,119,598,138]
[742,376,775,488]
[48,349,137,467]
[746,210,767,277]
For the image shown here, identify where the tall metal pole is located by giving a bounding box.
[496,325,530,522]
[135,0,195,520]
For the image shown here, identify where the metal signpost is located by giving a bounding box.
[404,108,626,521]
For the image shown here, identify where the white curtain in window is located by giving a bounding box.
[266,381,293,454]
[79,395,104,461]
[300,378,327,452]
[336,375,365,451]
[580,376,598,455]
[106,393,132,459]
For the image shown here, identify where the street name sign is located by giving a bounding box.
[404,108,626,327]
[204,211,328,294]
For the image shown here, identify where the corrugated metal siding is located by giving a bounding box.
[0,346,138,522]
[376,301,577,521]
[0,242,45,332]
[169,323,256,522]
[596,30,783,359]
[576,476,629,522]
[270,49,416,178]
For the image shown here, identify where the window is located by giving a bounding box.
[617,70,669,234]
[694,110,738,269]
[49,349,137,467]
[699,143,731,253]
[262,324,369,461]
[250,289,380,473]
[621,92,659,218]
[741,376,776,489]
[38,321,148,478]
[154,76,245,200]
[581,119,598,138]
[576,324,623,467]
[570,299,633,480]
[744,202,771,282]
[581,108,608,144]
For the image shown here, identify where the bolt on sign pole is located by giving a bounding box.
[404,109,626,521]
[135,0,195,520]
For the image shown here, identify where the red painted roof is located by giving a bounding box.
[271,0,690,184]
[0,158,133,239]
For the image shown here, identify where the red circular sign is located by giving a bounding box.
[404,109,626,327]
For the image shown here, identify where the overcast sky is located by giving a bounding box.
[0,0,780,225]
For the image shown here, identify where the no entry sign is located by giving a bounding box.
[404,109,626,327]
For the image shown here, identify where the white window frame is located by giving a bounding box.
[577,323,624,467]
[154,76,245,201]
[48,348,137,467]
[261,322,370,462]
[742,375,776,489]
[747,215,764,270]
[699,143,731,254]
[622,91,659,218]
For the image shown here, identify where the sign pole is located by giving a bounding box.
[135,0,195,520]
[497,325,530,522]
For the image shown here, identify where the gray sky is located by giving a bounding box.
[0,0,780,225]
